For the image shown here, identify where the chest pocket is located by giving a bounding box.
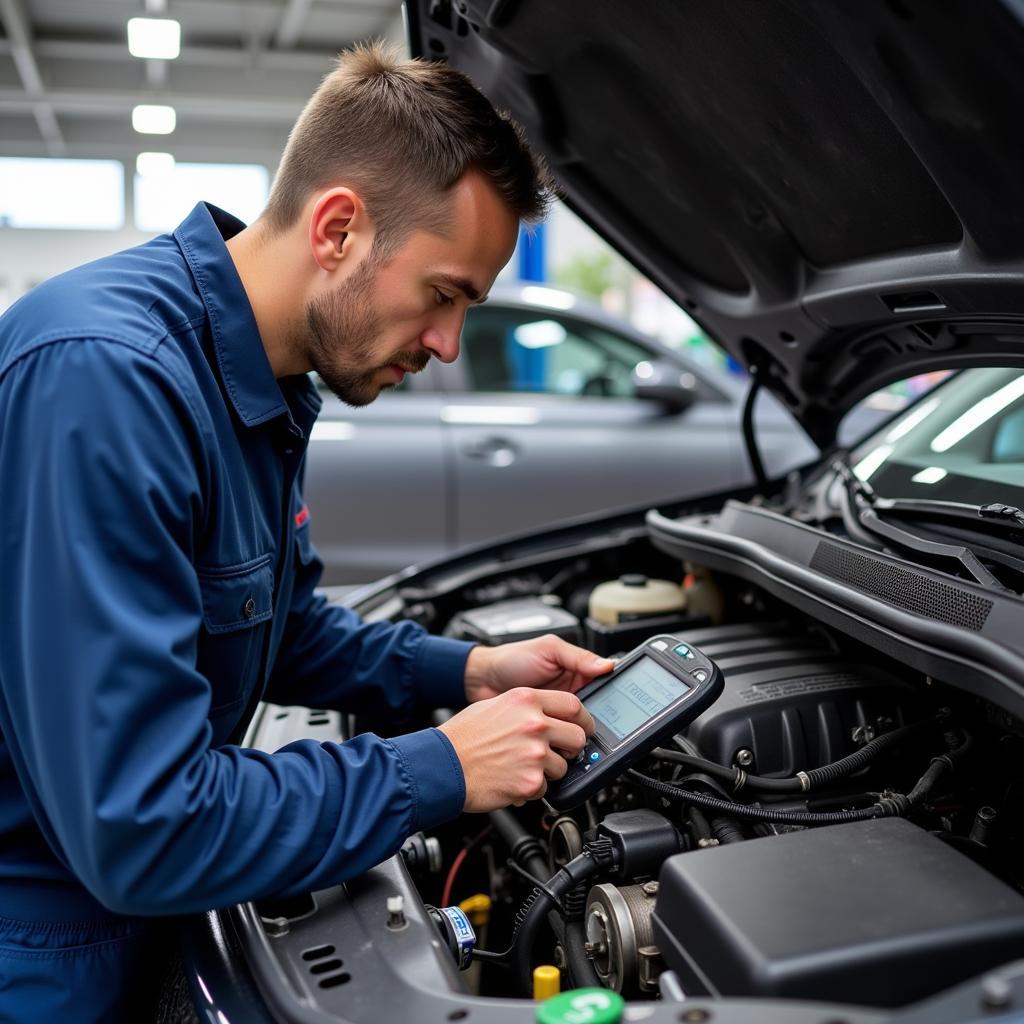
[196,554,275,713]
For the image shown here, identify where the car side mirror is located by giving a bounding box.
[631,360,698,412]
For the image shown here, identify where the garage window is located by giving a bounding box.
[0,158,124,230]
[134,162,269,232]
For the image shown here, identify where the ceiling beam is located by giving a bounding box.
[0,0,66,155]
[46,0,384,22]
[274,0,316,49]
[0,38,338,74]
[0,87,304,122]
[0,136,283,169]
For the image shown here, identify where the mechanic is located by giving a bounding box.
[0,43,612,1021]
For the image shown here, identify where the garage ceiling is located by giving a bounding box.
[0,0,405,168]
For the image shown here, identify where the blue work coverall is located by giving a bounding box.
[0,202,471,1021]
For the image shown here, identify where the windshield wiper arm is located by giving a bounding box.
[872,496,1024,535]
[831,459,1008,590]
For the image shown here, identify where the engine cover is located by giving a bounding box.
[652,817,1024,1007]
[678,621,918,773]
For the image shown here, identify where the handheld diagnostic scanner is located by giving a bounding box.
[546,635,724,811]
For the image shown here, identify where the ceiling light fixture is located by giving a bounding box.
[127,17,181,60]
[132,104,177,135]
[135,151,176,177]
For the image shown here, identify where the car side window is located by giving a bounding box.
[460,306,652,398]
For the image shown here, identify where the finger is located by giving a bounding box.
[543,749,568,780]
[550,696,596,737]
[532,689,595,734]
[546,720,588,757]
[544,636,615,681]
[534,688,586,719]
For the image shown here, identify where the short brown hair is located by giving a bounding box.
[262,41,556,257]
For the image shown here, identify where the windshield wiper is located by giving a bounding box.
[831,459,1017,591]
[831,459,1024,535]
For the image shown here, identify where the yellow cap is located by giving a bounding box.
[533,965,561,1001]
[458,893,492,927]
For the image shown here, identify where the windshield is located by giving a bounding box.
[849,368,1024,507]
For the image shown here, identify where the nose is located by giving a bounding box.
[420,315,464,364]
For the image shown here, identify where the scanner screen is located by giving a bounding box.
[585,657,691,746]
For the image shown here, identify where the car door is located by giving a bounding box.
[441,305,740,549]
[302,363,451,584]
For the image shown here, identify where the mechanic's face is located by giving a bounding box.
[307,172,518,407]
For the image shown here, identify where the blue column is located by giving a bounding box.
[514,222,548,389]
[518,221,547,283]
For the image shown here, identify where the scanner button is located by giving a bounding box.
[692,669,708,683]
[589,751,601,762]
[650,640,668,651]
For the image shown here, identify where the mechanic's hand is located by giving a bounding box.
[463,634,614,703]
[438,687,595,810]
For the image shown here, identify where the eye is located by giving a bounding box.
[434,288,456,307]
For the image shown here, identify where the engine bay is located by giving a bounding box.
[232,521,1024,1023]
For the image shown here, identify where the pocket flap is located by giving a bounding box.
[197,556,274,634]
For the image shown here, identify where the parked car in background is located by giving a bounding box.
[305,282,888,583]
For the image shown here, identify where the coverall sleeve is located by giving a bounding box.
[262,495,472,716]
[0,338,465,916]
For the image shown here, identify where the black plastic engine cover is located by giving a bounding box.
[652,817,1024,1007]
[678,622,918,774]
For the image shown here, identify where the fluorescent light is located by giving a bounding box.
[520,285,575,310]
[135,151,175,177]
[885,397,940,443]
[931,374,1024,452]
[127,18,181,60]
[853,445,893,482]
[911,467,948,485]
[132,104,176,135]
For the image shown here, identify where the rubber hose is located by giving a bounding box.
[489,808,549,882]
[653,716,938,794]
[627,770,909,826]
[908,732,972,805]
[513,852,603,994]
[653,750,800,793]
[563,919,602,989]
[803,717,937,787]
[907,758,947,805]
[710,817,745,844]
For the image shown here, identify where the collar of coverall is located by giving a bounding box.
[173,201,306,430]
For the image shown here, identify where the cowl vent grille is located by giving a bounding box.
[809,542,993,631]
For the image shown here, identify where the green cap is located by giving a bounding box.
[536,988,624,1024]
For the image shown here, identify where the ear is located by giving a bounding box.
[308,187,371,272]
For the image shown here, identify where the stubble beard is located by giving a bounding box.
[305,256,429,407]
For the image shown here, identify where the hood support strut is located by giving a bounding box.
[742,370,768,492]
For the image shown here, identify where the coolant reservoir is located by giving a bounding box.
[588,574,685,625]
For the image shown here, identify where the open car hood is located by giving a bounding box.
[407,0,1024,447]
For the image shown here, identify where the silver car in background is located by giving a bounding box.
[304,283,832,584]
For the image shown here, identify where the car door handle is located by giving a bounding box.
[461,435,521,467]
